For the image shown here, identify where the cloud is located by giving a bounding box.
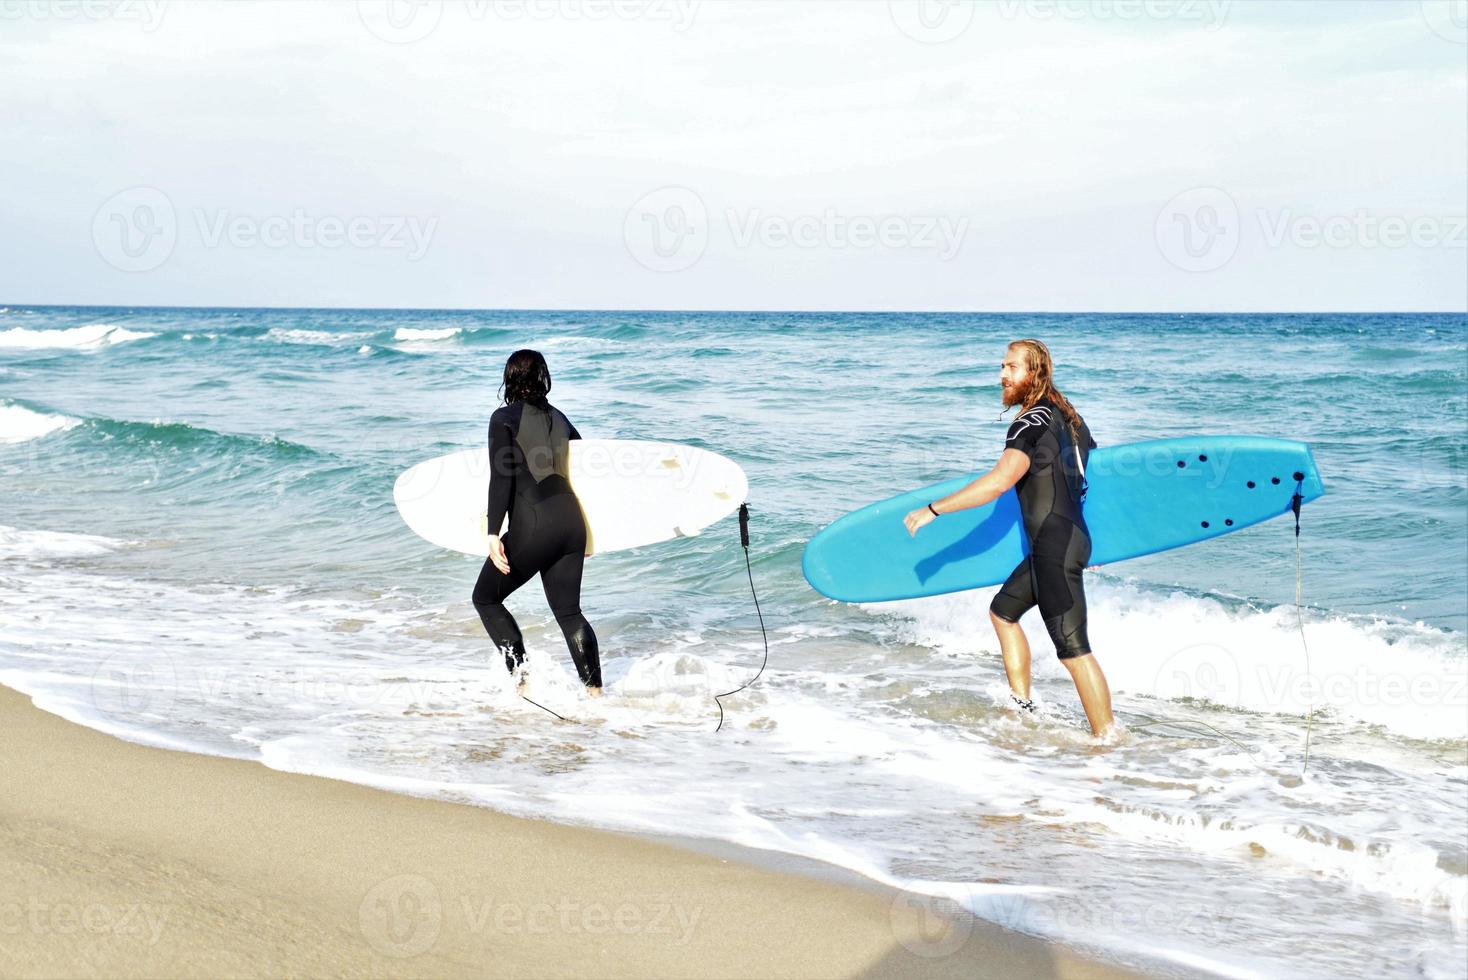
[0,0,1463,310]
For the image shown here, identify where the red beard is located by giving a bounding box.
[1002,376,1035,408]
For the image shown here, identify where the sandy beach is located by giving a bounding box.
[0,683,1133,979]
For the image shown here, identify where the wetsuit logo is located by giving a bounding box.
[1005,406,1051,444]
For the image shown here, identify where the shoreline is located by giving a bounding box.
[0,681,1139,979]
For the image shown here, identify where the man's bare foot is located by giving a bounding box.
[585,686,603,699]
[514,666,529,695]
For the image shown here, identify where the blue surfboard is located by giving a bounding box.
[802,436,1325,603]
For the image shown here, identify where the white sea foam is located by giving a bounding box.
[0,549,1461,978]
[872,578,1468,742]
[0,323,156,349]
[0,402,81,444]
[393,327,461,342]
[0,524,122,558]
[263,327,372,346]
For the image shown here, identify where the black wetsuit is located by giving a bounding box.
[989,398,1097,659]
[471,399,601,688]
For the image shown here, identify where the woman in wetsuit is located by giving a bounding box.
[472,350,602,695]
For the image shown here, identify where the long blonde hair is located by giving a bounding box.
[1008,339,1084,443]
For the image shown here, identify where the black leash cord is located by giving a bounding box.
[521,693,568,722]
[715,503,769,732]
[1292,475,1313,779]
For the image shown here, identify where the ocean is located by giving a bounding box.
[1,305,1464,977]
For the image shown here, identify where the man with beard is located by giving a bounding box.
[904,339,1114,738]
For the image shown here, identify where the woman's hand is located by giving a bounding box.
[904,506,936,538]
[488,535,511,575]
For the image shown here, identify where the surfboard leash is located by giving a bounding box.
[714,503,770,732]
[1292,474,1313,779]
[520,693,569,722]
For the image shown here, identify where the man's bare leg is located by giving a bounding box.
[1061,653,1114,737]
[990,611,1032,701]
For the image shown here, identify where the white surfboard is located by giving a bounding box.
[393,439,748,557]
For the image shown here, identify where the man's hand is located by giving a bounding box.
[904,506,936,538]
[488,535,510,575]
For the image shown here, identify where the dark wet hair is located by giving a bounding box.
[500,349,551,407]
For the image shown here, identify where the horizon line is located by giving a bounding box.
[3,303,1465,317]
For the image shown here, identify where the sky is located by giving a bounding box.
[1,0,1465,311]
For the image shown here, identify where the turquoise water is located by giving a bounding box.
[2,306,1465,977]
